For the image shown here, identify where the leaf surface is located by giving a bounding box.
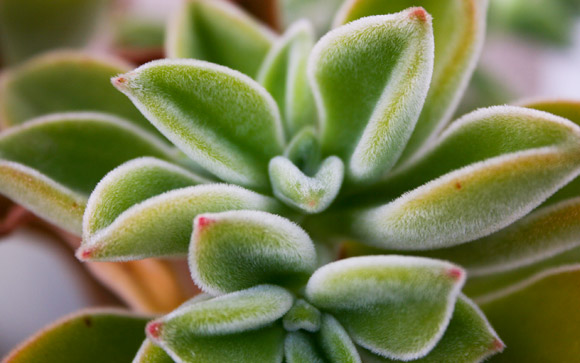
[318,314,361,363]
[305,256,465,360]
[190,210,317,295]
[113,59,285,189]
[285,331,326,363]
[283,299,322,333]
[133,340,174,363]
[309,8,434,183]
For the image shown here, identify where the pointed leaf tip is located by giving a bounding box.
[409,7,430,23]
[146,321,163,340]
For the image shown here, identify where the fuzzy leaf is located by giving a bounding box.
[318,314,361,363]
[283,299,322,333]
[133,340,174,363]
[4,309,148,363]
[305,256,465,360]
[258,20,316,137]
[269,155,344,214]
[0,52,160,137]
[335,0,488,163]
[309,8,434,183]
[285,331,326,363]
[190,210,317,295]
[166,0,275,77]
[480,266,580,362]
[0,113,174,234]
[0,0,106,64]
[347,106,580,249]
[284,126,321,176]
[113,59,285,189]
[147,285,288,363]
[359,295,503,363]
[80,184,284,261]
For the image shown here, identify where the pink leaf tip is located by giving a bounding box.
[196,216,214,229]
[76,247,95,261]
[446,267,464,281]
[491,338,505,352]
[146,321,163,340]
[408,7,429,23]
[111,75,129,90]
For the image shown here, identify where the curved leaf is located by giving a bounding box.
[359,295,503,363]
[318,314,361,363]
[79,184,284,261]
[258,20,316,137]
[479,266,580,362]
[269,155,344,214]
[166,0,276,77]
[0,52,159,136]
[346,106,580,249]
[283,299,322,333]
[284,126,321,176]
[190,210,317,295]
[305,256,465,360]
[5,309,148,363]
[133,340,174,363]
[0,113,175,234]
[113,59,285,189]
[334,0,488,163]
[0,0,106,64]
[285,331,326,363]
[147,285,288,363]
[309,7,434,183]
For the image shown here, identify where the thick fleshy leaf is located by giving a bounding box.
[309,8,434,183]
[305,256,465,360]
[147,285,289,363]
[346,106,580,249]
[479,266,580,362]
[359,295,503,363]
[79,184,284,261]
[0,52,160,136]
[0,113,175,234]
[318,314,361,363]
[285,331,326,363]
[283,299,322,333]
[113,59,285,189]
[258,20,316,137]
[190,210,317,295]
[334,0,488,163]
[133,339,174,363]
[5,309,148,363]
[166,0,276,77]
[269,155,344,214]
[0,0,107,64]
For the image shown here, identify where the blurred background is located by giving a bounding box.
[1,0,580,356]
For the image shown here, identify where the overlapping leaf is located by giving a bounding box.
[166,0,276,77]
[113,59,285,189]
[318,314,361,363]
[334,0,488,163]
[0,113,175,234]
[133,340,173,363]
[190,210,317,295]
[283,299,322,333]
[285,331,326,363]
[310,7,434,183]
[305,256,465,360]
[146,285,289,363]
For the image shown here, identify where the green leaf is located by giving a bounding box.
[4,309,149,363]
[0,0,107,64]
[0,52,160,137]
[359,295,504,363]
[79,184,284,261]
[284,126,322,176]
[147,285,288,363]
[269,155,344,214]
[305,256,465,360]
[133,339,174,363]
[480,266,580,362]
[113,59,285,189]
[334,0,488,163]
[318,314,361,363]
[0,112,175,234]
[347,106,580,249]
[285,331,326,363]
[258,20,316,138]
[166,0,276,77]
[309,7,434,183]
[280,0,346,36]
[190,210,317,295]
[283,299,322,333]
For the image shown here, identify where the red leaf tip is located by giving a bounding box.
[111,75,130,90]
[196,216,214,229]
[77,247,95,261]
[446,267,464,281]
[409,7,429,23]
[491,338,505,352]
[147,321,163,339]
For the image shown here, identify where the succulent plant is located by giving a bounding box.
[3,0,580,362]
